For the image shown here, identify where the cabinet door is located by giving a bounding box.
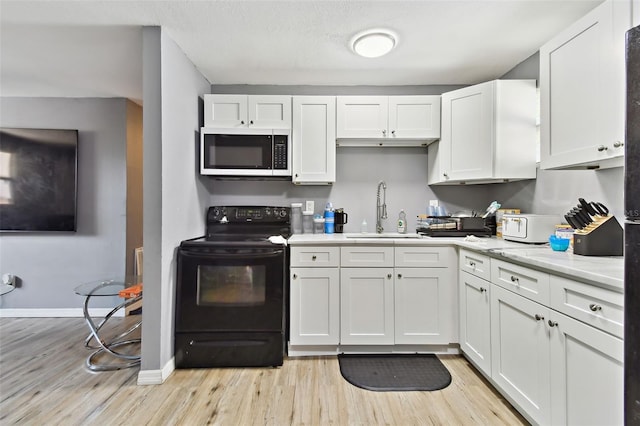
[459,271,491,375]
[440,82,494,181]
[388,96,441,140]
[340,268,394,345]
[292,96,336,184]
[248,95,291,129]
[540,0,630,169]
[336,96,388,139]
[491,284,550,425]
[548,310,623,425]
[290,268,340,345]
[203,94,248,128]
[394,267,451,345]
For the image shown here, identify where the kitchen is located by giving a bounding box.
[0,0,636,424]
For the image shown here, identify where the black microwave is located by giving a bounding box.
[200,128,291,177]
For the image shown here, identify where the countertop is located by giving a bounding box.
[287,233,624,291]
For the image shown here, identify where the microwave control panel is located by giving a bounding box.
[273,136,288,170]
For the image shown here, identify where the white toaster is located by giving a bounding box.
[501,214,560,243]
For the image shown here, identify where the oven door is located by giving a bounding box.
[176,243,286,333]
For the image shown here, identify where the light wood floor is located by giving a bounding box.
[0,317,528,425]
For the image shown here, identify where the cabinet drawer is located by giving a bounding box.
[459,249,491,280]
[549,275,624,338]
[394,246,453,268]
[290,246,340,267]
[341,246,394,267]
[491,259,550,305]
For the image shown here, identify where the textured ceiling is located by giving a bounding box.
[0,0,604,103]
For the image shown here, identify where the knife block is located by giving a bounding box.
[573,215,623,256]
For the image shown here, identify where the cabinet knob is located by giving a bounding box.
[597,145,608,152]
[293,274,297,279]
[250,120,254,125]
[534,314,544,321]
[469,261,476,267]
[397,273,402,279]
[443,172,449,178]
[589,303,602,312]
[387,273,392,279]
[391,130,396,136]
[613,141,624,148]
[480,287,486,293]
[548,320,558,327]
[241,120,245,125]
[382,129,387,137]
[311,255,317,261]
[510,275,519,284]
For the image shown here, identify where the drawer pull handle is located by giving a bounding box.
[548,320,558,327]
[387,274,392,279]
[293,274,297,279]
[312,255,317,261]
[589,304,602,312]
[510,275,519,283]
[480,287,487,293]
[534,314,544,321]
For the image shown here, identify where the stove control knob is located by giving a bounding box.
[278,209,288,218]
[212,208,221,220]
[264,208,272,216]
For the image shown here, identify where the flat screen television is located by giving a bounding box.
[0,128,78,232]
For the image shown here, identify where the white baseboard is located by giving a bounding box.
[137,357,175,385]
[0,308,125,318]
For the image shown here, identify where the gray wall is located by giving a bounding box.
[0,97,128,309]
[140,27,210,372]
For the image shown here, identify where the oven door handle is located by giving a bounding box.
[180,249,285,259]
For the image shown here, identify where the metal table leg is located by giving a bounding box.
[82,294,142,372]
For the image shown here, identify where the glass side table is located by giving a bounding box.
[74,276,142,372]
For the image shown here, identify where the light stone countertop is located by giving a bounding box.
[287,233,624,292]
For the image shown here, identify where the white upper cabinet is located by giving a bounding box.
[336,95,441,146]
[428,80,537,185]
[539,0,631,170]
[292,96,336,185]
[204,94,291,129]
[635,0,640,26]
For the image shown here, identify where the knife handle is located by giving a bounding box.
[579,198,597,216]
[592,202,609,215]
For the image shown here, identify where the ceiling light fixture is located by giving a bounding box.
[350,29,397,58]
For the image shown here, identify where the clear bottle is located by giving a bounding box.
[291,203,303,234]
[302,211,314,233]
[397,209,407,234]
[361,219,368,233]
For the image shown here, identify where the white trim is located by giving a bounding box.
[137,357,175,385]
[0,308,125,318]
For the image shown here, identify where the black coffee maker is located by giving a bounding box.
[335,208,348,233]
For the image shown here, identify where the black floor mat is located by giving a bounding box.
[338,353,452,392]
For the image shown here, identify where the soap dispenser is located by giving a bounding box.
[397,210,407,234]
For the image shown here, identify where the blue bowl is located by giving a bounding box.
[549,235,570,251]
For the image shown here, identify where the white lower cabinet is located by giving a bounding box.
[459,270,491,375]
[340,267,395,345]
[490,277,624,425]
[289,246,340,346]
[290,267,340,345]
[548,310,623,426]
[491,284,551,424]
[394,267,451,345]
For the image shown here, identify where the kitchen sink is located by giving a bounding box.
[345,232,421,239]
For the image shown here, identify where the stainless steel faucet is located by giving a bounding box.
[376,181,388,233]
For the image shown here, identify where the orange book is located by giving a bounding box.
[119,283,143,298]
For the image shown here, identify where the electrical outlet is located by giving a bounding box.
[305,200,315,213]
